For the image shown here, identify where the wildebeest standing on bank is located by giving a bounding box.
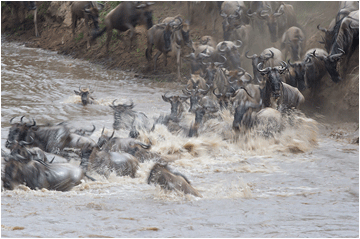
[92,2,154,52]
[71,1,104,49]
[147,163,202,197]
[280,26,305,62]
[5,1,38,37]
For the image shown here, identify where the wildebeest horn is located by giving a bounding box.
[264,50,274,60]
[220,11,228,18]
[20,136,34,145]
[199,84,211,95]
[257,62,271,74]
[109,130,115,140]
[318,36,325,44]
[112,99,118,106]
[136,3,147,9]
[27,118,36,127]
[317,24,327,33]
[235,40,242,48]
[278,61,288,73]
[245,51,257,59]
[329,48,345,62]
[9,116,17,124]
[245,73,253,83]
[237,67,246,76]
[213,88,222,98]
[101,126,105,135]
[14,153,27,162]
[219,42,228,52]
[162,92,172,102]
[260,9,270,18]
[50,156,55,163]
[214,54,227,66]
[288,59,296,67]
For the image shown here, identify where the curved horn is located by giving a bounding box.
[235,40,242,48]
[247,9,257,17]
[162,92,172,102]
[329,48,345,62]
[20,136,34,145]
[260,9,270,18]
[245,72,253,83]
[9,116,17,124]
[237,67,246,77]
[214,54,227,66]
[109,131,115,140]
[317,24,327,33]
[264,50,274,60]
[278,61,288,73]
[199,84,211,95]
[218,42,228,52]
[245,51,257,59]
[257,62,271,74]
[212,88,222,98]
[112,99,117,106]
[101,126,105,135]
[28,118,36,127]
[50,156,55,163]
[288,59,296,67]
[20,116,26,124]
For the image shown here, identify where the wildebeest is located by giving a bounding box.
[5,1,39,37]
[73,124,96,136]
[145,22,179,74]
[257,2,297,42]
[336,1,359,21]
[5,137,48,163]
[257,62,305,111]
[97,127,151,161]
[74,86,96,106]
[2,154,86,191]
[80,133,139,178]
[71,1,104,48]
[110,99,151,137]
[92,2,154,52]
[147,162,202,197]
[280,26,305,61]
[221,1,249,40]
[161,15,192,80]
[284,59,306,91]
[245,47,283,83]
[215,40,242,70]
[229,24,254,58]
[161,92,188,119]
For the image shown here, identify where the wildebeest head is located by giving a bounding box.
[259,5,284,42]
[2,155,23,190]
[184,84,211,113]
[312,48,345,83]
[83,2,104,30]
[110,99,135,113]
[245,50,274,83]
[6,116,35,149]
[218,40,242,70]
[287,60,306,91]
[97,127,115,149]
[74,86,94,106]
[181,19,192,47]
[257,61,288,99]
[136,2,154,29]
[221,12,242,41]
[74,124,96,136]
[162,92,189,117]
[232,98,263,132]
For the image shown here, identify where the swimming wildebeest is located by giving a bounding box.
[2,153,86,191]
[147,162,202,197]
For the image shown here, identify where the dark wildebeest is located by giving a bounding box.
[317,13,358,79]
[2,154,86,191]
[74,86,96,106]
[71,1,104,48]
[221,1,249,40]
[257,62,305,111]
[5,1,39,37]
[147,162,202,197]
[280,26,305,62]
[80,132,139,178]
[233,101,283,138]
[92,2,154,52]
[110,100,151,137]
[6,117,95,156]
[257,2,297,43]
[245,47,283,83]
[145,22,179,74]
[215,40,243,70]
[5,137,48,163]
[96,127,152,162]
[161,15,192,80]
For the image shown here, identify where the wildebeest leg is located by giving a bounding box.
[124,23,136,51]
[84,17,91,49]
[105,29,112,52]
[153,51,162,71]
[176,46,181,80]
[33,8,38,37]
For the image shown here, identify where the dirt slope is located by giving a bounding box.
[1,1,359,125]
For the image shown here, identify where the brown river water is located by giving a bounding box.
[1,39,359,237]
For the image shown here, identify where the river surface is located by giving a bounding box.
[1,40,359,238]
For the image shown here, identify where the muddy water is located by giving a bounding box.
[1,40,359,238]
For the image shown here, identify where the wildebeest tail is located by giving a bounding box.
[92,27,107,40]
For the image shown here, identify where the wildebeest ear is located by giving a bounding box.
[74,90,80,95]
